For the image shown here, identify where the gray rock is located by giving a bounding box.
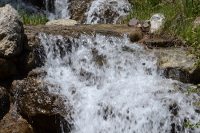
[154,48,200,83]
[46,19,78,26]
[0,4,24,58]
[128,18,141,27]
[150,13,165,33]
[10,77,72,132]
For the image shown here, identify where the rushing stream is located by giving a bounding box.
[39,33,200,133]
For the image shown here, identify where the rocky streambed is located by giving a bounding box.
[1,4,200,133]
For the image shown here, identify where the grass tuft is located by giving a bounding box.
[19,12,48,25]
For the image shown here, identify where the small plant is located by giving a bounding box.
[185,120,200,130]
[186,84,200,96]
[19,12,49,25]
[187,87,198,95]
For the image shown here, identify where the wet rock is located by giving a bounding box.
[70,0,93,23]
[46,19,78,26]
[0,87,9,120]
[24,24,143,46]
[116,15,127,24]
[194,17,200,28]
[28,69,47,78]
[84,0,131,24]
[128,18,141,27]
[0,4,24,58]
[17,50,44,75]
[10,77,72,133]
[150,13,165,33]
[164,69,188,83]
[0,103,34,133]
[143,38,174,47]
[0,58,18,79]
[155,48,200,83]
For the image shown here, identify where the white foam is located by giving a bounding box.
[39,33,200,133]
[85,0,131,24]
[47,0,70,20]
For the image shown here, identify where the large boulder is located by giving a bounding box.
[154,48,200,83]
[0,104,34,133]
[0,87,9,120]
[0,4,24,58]
[10,74,72,133]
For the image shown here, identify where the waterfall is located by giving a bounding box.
[85,0,131,24]
[47,0,70,20]
[47,0,131,23]
[39,33,200,133]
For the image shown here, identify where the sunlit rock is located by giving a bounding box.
[46,19,78,26]
[0,4,24,58]
[10,76,72,133]
[150,13,165,33]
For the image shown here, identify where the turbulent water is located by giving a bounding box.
[39,33,200,133]
[47,0,70,20]
[85,0,131,24]
[48,0,131,23]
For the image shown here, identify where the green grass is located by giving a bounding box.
[127,0,200,66]
[19,12,48,25]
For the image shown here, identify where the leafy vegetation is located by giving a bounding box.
[185,120,200,130]
[185,84,200,129]
[127,0,200,66]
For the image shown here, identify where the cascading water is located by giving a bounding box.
[39,33,200,133]
[47,0,70,20]
[85,0,131,24]
[47,0,131,23]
